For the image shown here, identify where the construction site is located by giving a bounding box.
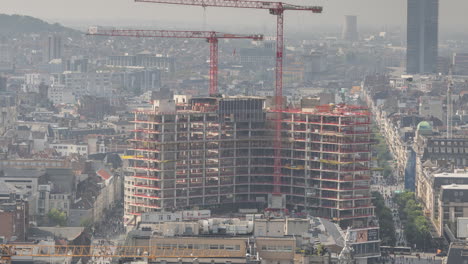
[125,96,374,230]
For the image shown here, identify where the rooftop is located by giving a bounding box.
[446,242,468,263]
[96,168,112,180]
[434,172,468,178]
[1,168,45,178]
[417,121,432,131]
[441,184,468,190]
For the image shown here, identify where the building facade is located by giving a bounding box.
[416,171,468,236]
[125,97,374,232]
[406,0,439,74]
[438,184,468,238]
[44,35,63,63]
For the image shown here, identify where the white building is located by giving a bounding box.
[24,73,52,93]
[50,143,88,157]
[36,185,71,217]
[59,71,114,98]
[48,84,75,105]
[93,169,122,223]
[419,96,444,122]
[61,71,88,98]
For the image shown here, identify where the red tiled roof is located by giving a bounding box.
[96,168,112,180]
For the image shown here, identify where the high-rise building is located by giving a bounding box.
[406,0,439,74]
[44,35,63,63]
[341,15,358,42]
[125,97,374,231]
[453,53,468,75]
[0,75,6,92]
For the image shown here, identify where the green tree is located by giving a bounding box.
[372,192,396,246]
[48,208,67,226]
[80,218,93,228]
[395,191,434,250]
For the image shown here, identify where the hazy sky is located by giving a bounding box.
[2,0,467,32]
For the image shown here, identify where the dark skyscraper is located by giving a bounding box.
[406,0,438,74]
[44,35,63,62]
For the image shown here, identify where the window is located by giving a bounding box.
[225,245,235,251]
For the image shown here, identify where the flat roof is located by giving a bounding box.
[434,172,468,178]
[1,168,45,178]
[441,184,468,190]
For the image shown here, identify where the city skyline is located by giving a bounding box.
[1,0,467,31]
[0,0,467,262]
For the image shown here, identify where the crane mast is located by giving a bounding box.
[135,0,322,199]
[87,28,263,96]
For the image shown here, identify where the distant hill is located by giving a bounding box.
[0,14,81,35]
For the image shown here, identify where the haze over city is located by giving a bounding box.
[0,0,467,263]
[2,0,468,32]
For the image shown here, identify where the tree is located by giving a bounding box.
[396,191,434,250]
[372,192,396,246]
[48,208,67,226]
[80,218,93,228]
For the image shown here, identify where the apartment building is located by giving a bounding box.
[49,143,88,157]
[107,53,175,72]
[414,134,468,167]
[59,71,113,98]
[125,96,374,232]
[0,200,29,241]
[438,184,468,238]
[417,170,468,236]
[47,84,75,105]
[0,93,16,136]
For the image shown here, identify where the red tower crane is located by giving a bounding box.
[135,0,323,196]
[87,27,263,96]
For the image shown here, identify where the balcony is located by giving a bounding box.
[131,147,160,153]
[129,166,161,172]
[129,202,161,209]
[134,184,161,190]
[132,193,161,199]
[133,174,161,181]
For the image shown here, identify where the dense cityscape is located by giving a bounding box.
[0,0,467,264]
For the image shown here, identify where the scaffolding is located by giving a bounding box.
[125,99,374,228]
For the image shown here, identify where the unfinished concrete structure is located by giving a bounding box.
[125,97,374,229]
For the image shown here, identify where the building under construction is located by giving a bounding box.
[125,96,374,229]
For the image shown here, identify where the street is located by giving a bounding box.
[372,174,444,263]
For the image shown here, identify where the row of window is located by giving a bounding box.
[260,245,293,252]
[52,145,87,151]
[153,244,241,251]
[431,141,468,146]
[428,147,467,153]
